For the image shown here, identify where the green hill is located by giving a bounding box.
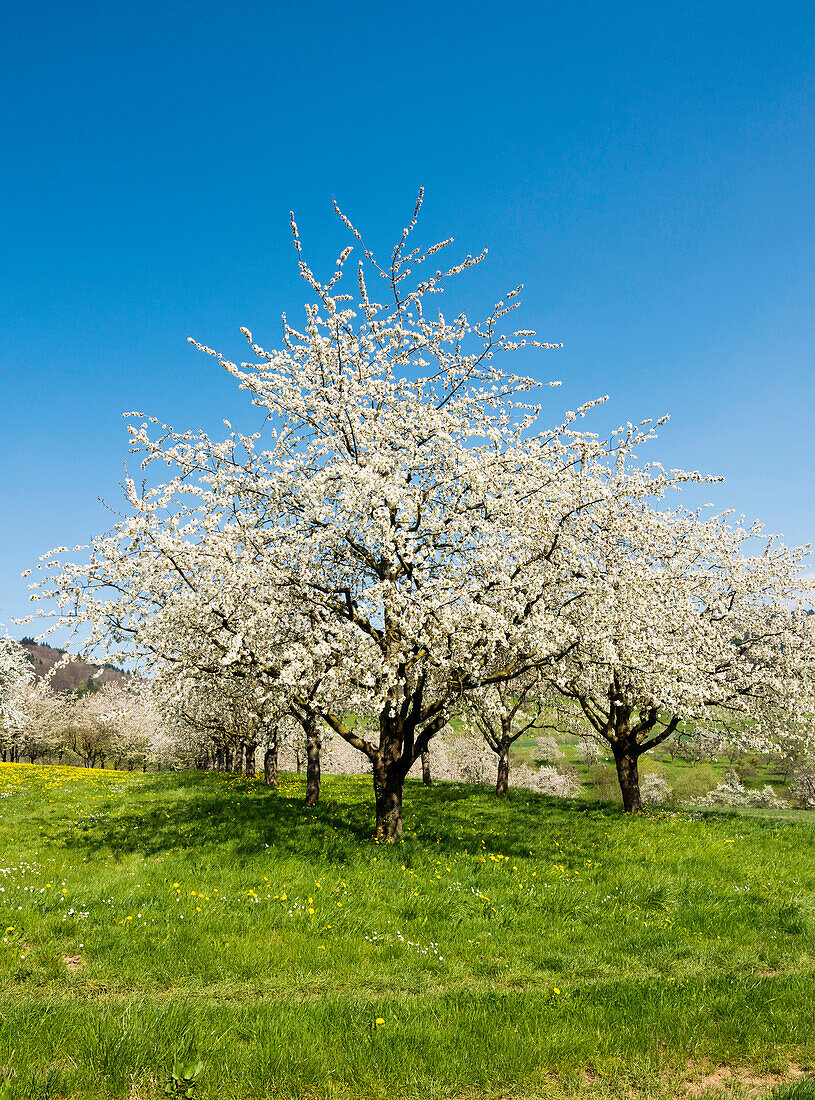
[1,762,813,1099]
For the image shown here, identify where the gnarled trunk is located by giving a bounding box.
[420,749,432,786]
[224,743,234,772]
[613,739,642,813]
[305,720,321,807]
[233,741,245,775]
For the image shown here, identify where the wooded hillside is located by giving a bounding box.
[18,640,127,694]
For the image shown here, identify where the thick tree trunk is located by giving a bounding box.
[371,709,407,842]
[224,743,234,772]
[420,749,432,786]
[374,768,403,842]
[374,710,410,840]
[613,741,643,813]
[234,741,245,776]
[263,746,278,788]
[496,749,510,795]
[245,741,257,779]
[305,721,321,807]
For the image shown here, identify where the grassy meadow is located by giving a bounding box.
[1,762,815,1099]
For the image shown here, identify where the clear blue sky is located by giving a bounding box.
[3,0,814,634]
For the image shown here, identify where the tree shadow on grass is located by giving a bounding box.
[58,769,628,866]
[60,771,377,863]
[405,777,625,853]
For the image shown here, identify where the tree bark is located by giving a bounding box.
[613,740,643,813]
[234,741,245,775]
[224,743,234,772]
[305,720,321,807]
[420,749,432,786]
[371,708,410,841]
[263,746,278,787]
[374,766,403,842]
[496,749,510,795]
[245,741,258,779]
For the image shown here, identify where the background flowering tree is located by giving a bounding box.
[0,637,33,762]
[462,677,558,794]
[15,681,65,764]
[543,483,815,812]
[154,660,288,780]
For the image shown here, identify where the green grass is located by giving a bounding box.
[1,762,814,1099]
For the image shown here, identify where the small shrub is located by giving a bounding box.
[640,772,672,806]
[514,763,581,798]
[693,777,783,809]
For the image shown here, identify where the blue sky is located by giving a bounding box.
[2,0,814,634]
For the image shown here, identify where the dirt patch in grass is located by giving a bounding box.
[684,1063,804,1097]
